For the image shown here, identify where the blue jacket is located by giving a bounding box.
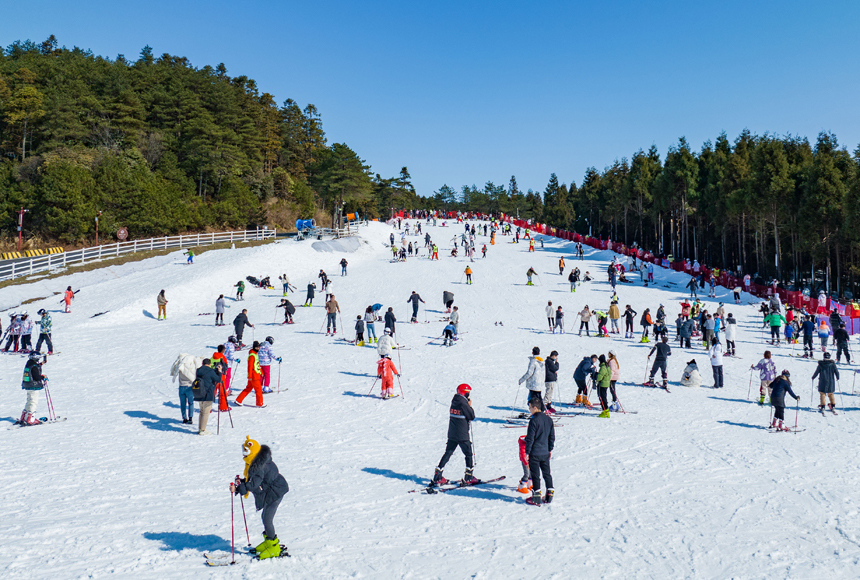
[802,320,815,336]
[769,376,797,407]
[573,357,596,381]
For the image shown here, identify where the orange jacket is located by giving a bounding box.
[377,358,398,381]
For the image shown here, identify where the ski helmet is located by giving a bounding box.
[384,328,392,335]
[782,369,791,378]
[228,335,237,344]
[37,309,46,316]
[28,352,41,361]
[824,352,831,359]
[457,383,471,396]
[266,336,274,345]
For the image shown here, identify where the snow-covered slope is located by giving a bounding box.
[2,221,859,579]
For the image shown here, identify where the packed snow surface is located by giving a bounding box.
[2,221,859,579]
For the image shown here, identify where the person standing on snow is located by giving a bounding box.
[304,282,316,307]
[157,290,168,320]
[407,291,425,322]
[230,438,290,560]
[377,327,397,357]
[577,306,591,336]
[543,351,559,413]
[751,351,777,404]
[449,306,460,335]
[686,276,698,298]
[568,269,578,293]
[595,354,612,418]
[767,310,787,345]
[443,291,454,313]
[235,342,264,407]
[277,299,295,324]
[19,314,34,353]
[464,266,473,284]
[640,309,653,343]
[35,309,53,355]
[647,335,672,390]
[724,313,737,356]
[318,270,329,291]
[545,301,555,331]
[63,286,74,313]
[526,267,537,286]
[769,370,799,431]
[171,353,202,425]
[708,338,724,389]
[211,345,231,410]
[573,354,598,406]
[233,309,254,347]
[354,316,366,345]
[194,358,222,436]
[18,352,47,425]
[325,295,340,335]
[518,347,545,407]
[558,257,565,275]
[431,384,478,487]
[554,306,564,334]
[340,258,348,276]
[812,352,840,413]
[258,337,281,394]
[376,354,400,398]
[234,280,245,301]
[215,294,226,326]
[608,301,621,334]
[384,306,397,335]
[523,398,555,506]
[607,350,621,411]
[834,323,851,364]
[623,305,637,339]
[223,337,239,394]
[364,306,377,344]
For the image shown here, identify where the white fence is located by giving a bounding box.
[0,228,277,282]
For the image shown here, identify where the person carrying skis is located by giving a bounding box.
[640,309,653,343]
[156,290,168,321]
[194,358,222,436]
[578,306,591,336]
[518,347,545,406]
[407,291,425,322]
[340,258,348,276]
[835,323,851,364]
[278,274,292,296]
[647,335,672,390]
[377,328,397,357]
[812,352,840,413]
[258,337,280,394]
[230,437,290,560]
[234,280,245,301]
[376,354,400,398]
[554,307,564,334]
[35,309,53,355]
[623,305,637,339]
[573,355,598,406]
[63,286,74,313]
[545,301,555,331]
[751,351,777,404]
[325,295,340,335]
[524,398,555,506]
[708,338,724,389]
[233,310,253,347]
[609,301,621,334]
[235,342,264,408]
[769,370,799,431]
[526,267,537,286]
[432,384,477,486]
[18,352,46,426]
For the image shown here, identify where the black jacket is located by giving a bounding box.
[233,313,251,330]
[812,359,840,394]
[22,359,44,390]
[525,411,555,458]
[545,358,559,382]
[650,342,672,361]
[443,291,454,305]
[769,376,798,407]
[236,445,289,511]
[829,312,843,330]
[834,328,849,345]
[384,311,397,329]
[306,283,315,297]
[447,393,475,441]
[195,365,223,402]
[408,293,424,308]
[624,308,637,323]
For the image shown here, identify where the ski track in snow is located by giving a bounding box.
[1,222,860,578]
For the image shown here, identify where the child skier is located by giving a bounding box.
[230,437,289,559]
[554,306,564,334]
[526,267,537,286]
[432,384,478,486]
[595,354,611,418]
[769,370,799,431]
[464,266,472,284]
[355,316,365,346]
[751,351,777,404]
[517,435,532,494]
[442,323,457,346]
[235,342,263,407]
[18,352,46,425]
[376,354,400,398]
[63,286,74,313]
[258,337,280,394]
[234,280,245,301]
[524,399,555,506]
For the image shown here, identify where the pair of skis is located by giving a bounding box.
[409,476,506,494]
[204,545,290,566]
[8,417,67,430]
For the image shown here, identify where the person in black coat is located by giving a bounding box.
[194,358,222,435]
[524,399,555,506]
[384,307,397,334]
[768,370,799,431]
[231,443,289,559]
[407,291,425,322]
[432,384,477,486]
[812,352,840,412]
[543,351,559,412]
[233,310,253,345]
[834,323,851,364]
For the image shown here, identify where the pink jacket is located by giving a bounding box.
[608,358,620,381]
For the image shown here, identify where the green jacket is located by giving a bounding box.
[768,313,786,328]
[595,362,611,389]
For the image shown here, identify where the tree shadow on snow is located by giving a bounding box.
[142,310,157,320]
[362,467,426,485]
[124,410,191,434]
[143,531,231,553]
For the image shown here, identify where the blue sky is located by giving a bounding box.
[3,1,858,196]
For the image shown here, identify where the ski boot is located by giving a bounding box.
[525,490,542,506]
[543,489,554,504]
[255,534,272,554]
[258,537,282,559]
[463,469,479,485]
[16,409,27,425]
[431,467,447,487]
[758,395,765,405]
[517,478,533,494]
[545,404,556,415]
[640,336,650,343]
[262,386,272,394]
[609,402,619,412]
[771,417,778,429]
[357,341,365,347]
[598,408,610,418]
[778,421,791,432]
[24,412,41,425]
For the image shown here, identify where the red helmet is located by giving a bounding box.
[457,383,472,396]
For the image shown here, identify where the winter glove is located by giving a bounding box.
[277,357,282,363]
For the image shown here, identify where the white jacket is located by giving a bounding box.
[449,311,459,325]
[377,334,397,357]
[545,305,554,318]
[708,344,724,367]
[724,320,737,341]
[519,356,545,392]
[171,353,204,387]
[681,363,702,388]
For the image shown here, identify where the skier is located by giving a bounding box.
[340,258,348,276]
[608,301,621,334]
[194,358,222,435]
[233,310,253,347]
[4,313,21,352]
[443,290,454,313]
[568,269,577,292]
[364,306,377,344]
[19,314,33,352]
[724,313,737,356]
[573,355,598,406]
[383,306,397,336]
[595,354,612,417]
[185,249,194,264]
[318,270,329,291]
[623,305,637,339]
[215,295,226,326]
[818,317,831,353]
[812,352,840,413]
[211,345,231,411]
[708,338,724,389]
[526,267,537,286]
[464,266,473,284]
[769,370,799,431]
[545,301,555,331]
[767,310,786,345]
[449,306,460,335]
[518,347,545,406]
[594,310,608,337]
[528,238,535,252]
[17,352,47,425]
[376,354,400,398]
[835,323,851,364]
[801,315,815,358]
[303,282,316,307]
[325,295,340,335]
[34,309,53,355]
[680,359,702,388]
[686,276,698,298]
[558,257,565,275]
[577,306,591,336]
[442,322,457,346]
[258,337,281,394]
[63,286,74,313]
[278,274,293,296]
[646,335,672,390]
[640,309,653,343]
[277,299,295,324]
[431,384,478,486]
[543,351,559,413]
[377,328,397,357]
[230,437,289,559]
[407,291,425,322]
[482,244,487,258]
[554,306,564,334]
[355,316,365,346]
[235,342,264,408]
[646,262,654,283]
[524,398,555,506]
[751,351,777,404]
[432,244,439,260]
[235,280,245,301]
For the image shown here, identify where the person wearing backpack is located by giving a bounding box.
[170,353,203,425]
[193,358,223,436]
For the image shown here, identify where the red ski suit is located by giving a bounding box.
[377,357,399,397]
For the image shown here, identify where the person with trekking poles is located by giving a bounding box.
[431,384,478,487]
[18,352,47,425]
[769,370,799,432]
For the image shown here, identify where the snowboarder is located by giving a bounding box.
[518,347,545,406]
[407,291,425,322]
[35,309,53,355]
[18,352,46,425]
[376,354,400,398]
[230,437,289,559]
[432,384,477,486]
[524,399,555,506]
[235,280,245,301]
[258,337,280,394]
[235,342,264,407]
[812,352,840,413]
[233,310,253,346]
[752,351,777,404]
[325,295,340,335]
[646,335,671,389]
[769,370,799,431]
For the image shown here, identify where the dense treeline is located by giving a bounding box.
[0,36,422,245]
[433,132,860,297]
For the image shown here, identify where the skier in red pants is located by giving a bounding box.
[377,355,400,399]
[235,342,263,407]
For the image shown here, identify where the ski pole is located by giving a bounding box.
[853,371,857,395]
[319,319,325,334]
[794,398,800,434]
[747,368,754,400]
[238,491,251,548]
[644,355,651,384]
[458,273,464,284]
[273,308,277,323]
[838,379,845,408]
[230,489,236,565]
[470,423,476,468]
[367,376,379,396]
[810,379,815,406]
[277,361,282,394]
[397,374,405,400]
[43,379,56,421]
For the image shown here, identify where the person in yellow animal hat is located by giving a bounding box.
[230,436,290,560]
